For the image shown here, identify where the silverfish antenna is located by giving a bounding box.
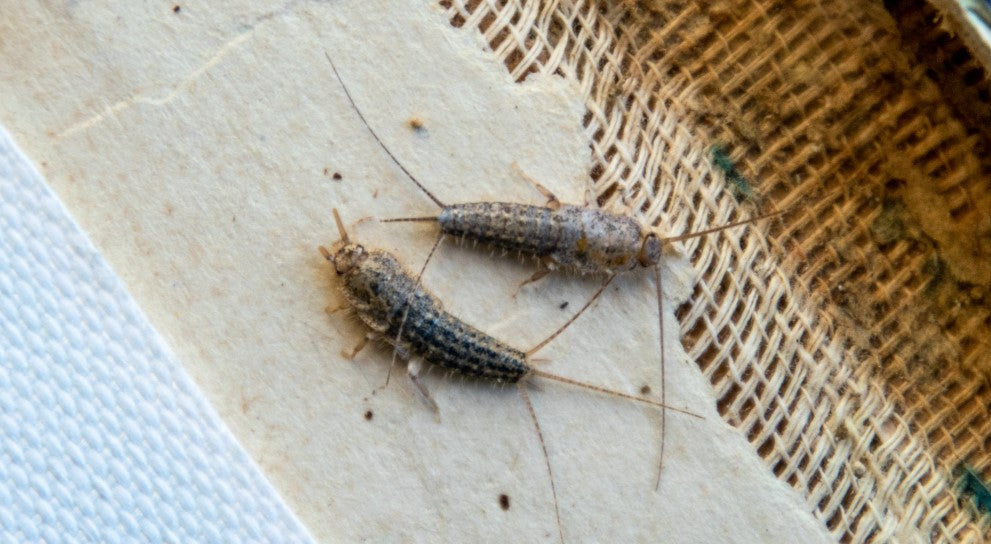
[323,51,446,209]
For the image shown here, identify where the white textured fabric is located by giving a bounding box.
[0,128,314,543]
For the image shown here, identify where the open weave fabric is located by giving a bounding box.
[438,0,991,541]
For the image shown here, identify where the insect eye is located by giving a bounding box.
[638,233,661,266]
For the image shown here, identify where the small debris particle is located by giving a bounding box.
[332,172,342,181]
[364,410,374,421]
[870,201,906,245]
[559,301,569,310]
[711,144,755,201]
[640,385,652,395]
[885,177,906,191]
[498,494,510,510]
[959,466,991,515]
[923,253,946,292]
[172,5,181,13]
[408,117,425,131]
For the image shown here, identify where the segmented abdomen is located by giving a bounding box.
[437,202,643,275]
[345,251,529,382]
[438,203,562,256]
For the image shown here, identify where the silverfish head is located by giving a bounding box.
[638,231,662,267]
[319,242,368,275]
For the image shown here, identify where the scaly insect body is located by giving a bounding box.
[333,242,528,382]
[439,202,660,275]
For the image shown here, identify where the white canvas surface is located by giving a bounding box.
[0,128,315,542]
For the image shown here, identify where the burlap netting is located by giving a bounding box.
[438,0,991,542]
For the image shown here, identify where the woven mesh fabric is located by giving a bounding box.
[437,1,991,541]
[0,130,314,543]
